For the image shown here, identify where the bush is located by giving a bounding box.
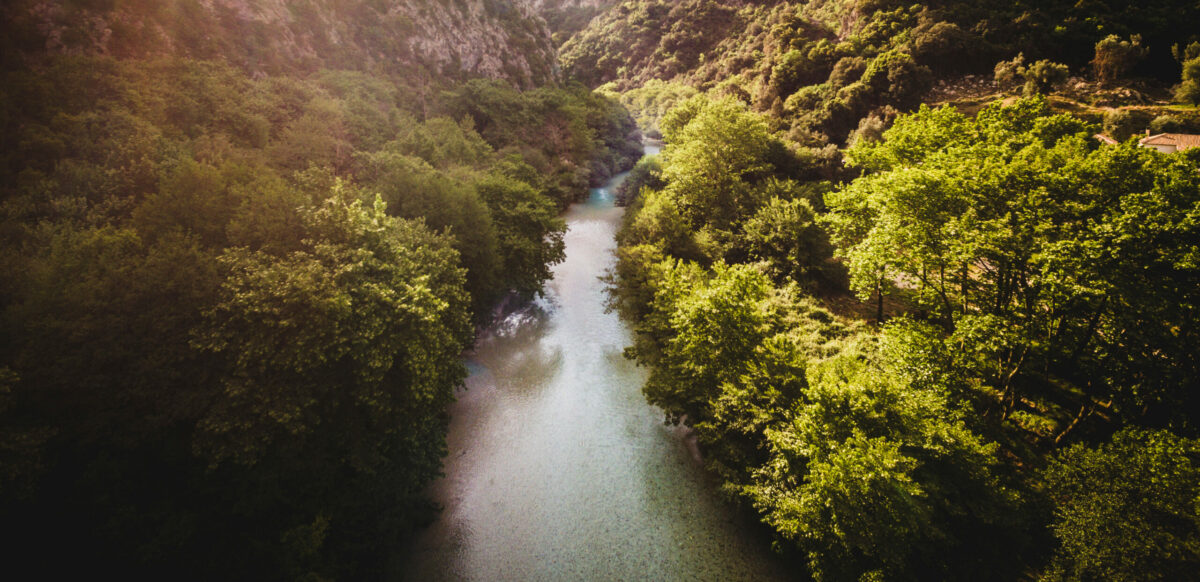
[829,56,868,87]
[1023,59,1070,96]
[1091,35,1147,85]
[1177,57,1200,106]
[847,113,887,146]
[1149,114,1200,134]
[910,20,982,74]
[1102,109,1153,141]
[994,53,1026,91]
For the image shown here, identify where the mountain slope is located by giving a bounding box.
[2,0,558,86]
[562,0,1200,143]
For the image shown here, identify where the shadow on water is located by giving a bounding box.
[400,144,797,581]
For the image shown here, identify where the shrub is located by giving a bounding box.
[1022,59,1069,96]
[1091,35,1147,85]
[994,53,1026,91]
[1102,109,1153,141]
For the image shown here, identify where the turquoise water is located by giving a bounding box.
[402,144,792,581]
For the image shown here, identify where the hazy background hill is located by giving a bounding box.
[2,0,561,86]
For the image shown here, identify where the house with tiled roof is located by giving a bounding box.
[1138,132,1200,153]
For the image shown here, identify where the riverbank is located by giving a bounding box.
[401,144,792,581]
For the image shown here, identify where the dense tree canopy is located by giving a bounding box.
[0,54,640,578]
[614,92,1200,580]
[1041,428,1200,581]
[828,98,1200,426]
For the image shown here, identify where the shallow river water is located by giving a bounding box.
[402,145,792,581]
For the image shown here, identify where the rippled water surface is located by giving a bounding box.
[402,145,792,581]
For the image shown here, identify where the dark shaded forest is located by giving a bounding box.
[0,38,639,582]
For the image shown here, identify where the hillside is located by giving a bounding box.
[524,0,619,45]
[562,0,1200,142]
[2,0,559,86]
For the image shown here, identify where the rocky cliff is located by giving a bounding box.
[2,0,559,86]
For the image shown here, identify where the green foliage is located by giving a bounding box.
[614,92,1052,582]
[1102,108,1154,141]
[846,113,886,146]
[1091,35,1148,85]
[861,50,932,109]
[195,185,471,467]
[596,6,1200,579]
[739,195,843,292]
[909,19,984,74]
[0,52,639,577]
[612,93,842,320]
[614,153,665,206]
[734,319,1027,578]
[357,149,503,314]
[829,97,1200,425]
[641,261,776,424]
[604,79,698,138]
[568,0,1200,154]
[473,171,567,298]
[442,79,642,204]
[773,47,835,98]
[1022,59,1071,96]
[994,53,1026,92]
[1149,113,1200,134]
[559,0,738,88]
[1176,52,1200,106]
[1041,428,1200,581]
[660,95,774,230]
[750,330,1024,580]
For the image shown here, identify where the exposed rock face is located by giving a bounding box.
[2,0,558,86]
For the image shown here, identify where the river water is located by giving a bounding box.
[402,145,792,581]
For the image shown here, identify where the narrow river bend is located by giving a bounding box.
[403,146,791,581]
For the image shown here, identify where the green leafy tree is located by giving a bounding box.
[828,98,1200,422]
[1102,108,1153,141]
[473,170,566,298]
[614,154,665,206]
[1041,428,1200,581]
[359,150,502,315]
[194,183,471,466]
[749,325,1025,581]
[1172,42,1200,105]
[640,261,772,425]
[1177,54,1200,106]
[739,195,842,292]
[0,51,640,578]
[659,95,774,232]
[1091,35,1148,85]
[994,53,1027,92]
[192,184,473,576]
[1022,59,1070,96]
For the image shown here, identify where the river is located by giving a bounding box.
[402,145,793,581]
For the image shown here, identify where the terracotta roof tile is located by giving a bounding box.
[1139,133,1200,151]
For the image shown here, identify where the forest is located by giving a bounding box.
[612,95,1200,580]
[0,46,640,582]
[3,0,1200,580]
[599,0,1200,578]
